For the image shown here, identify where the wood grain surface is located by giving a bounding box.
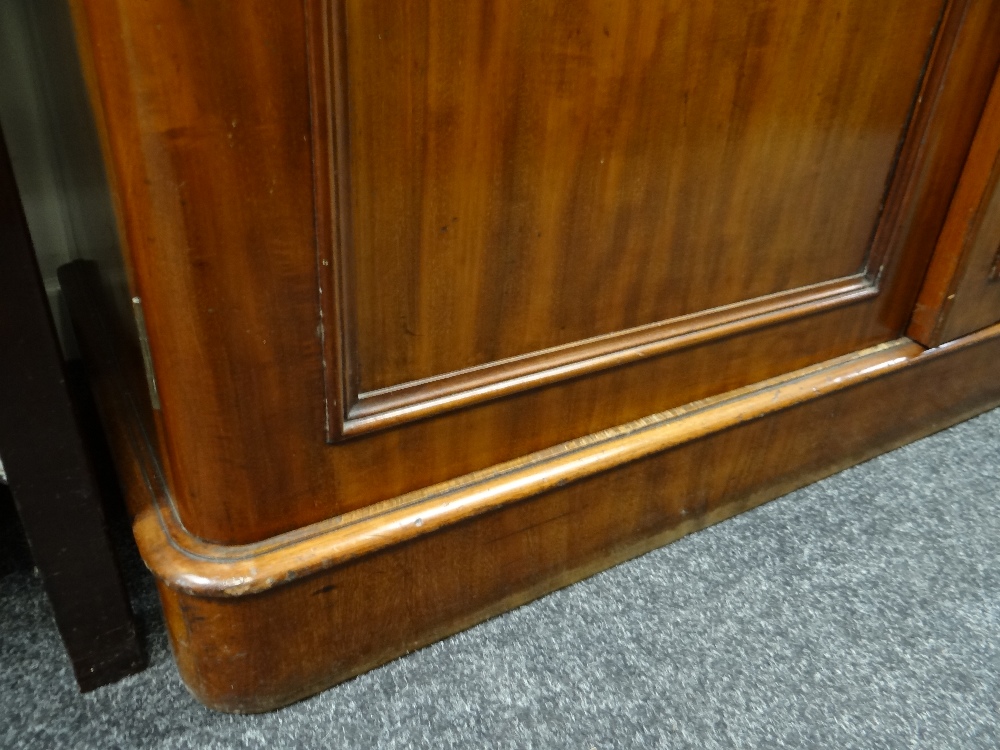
[910,67,1000,345]
[70,0,1000,548]
[340,0,939,390]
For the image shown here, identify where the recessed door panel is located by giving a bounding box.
[320,0,946,434]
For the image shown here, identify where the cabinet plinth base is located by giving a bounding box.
[62,260,1000,713]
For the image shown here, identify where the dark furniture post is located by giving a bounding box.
[0,127,145,690]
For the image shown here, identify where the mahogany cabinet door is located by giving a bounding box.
[73,0,1000,544]
[910,69,1000,346]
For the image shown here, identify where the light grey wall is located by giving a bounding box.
[0,0,122,356]
[0,3,76,284]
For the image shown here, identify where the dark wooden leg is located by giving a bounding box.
[0,128,145,690]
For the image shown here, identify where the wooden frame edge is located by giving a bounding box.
[341,276,877,437]
[77,290,1000,602]
[909,65,1000,346]
[62,254,1000,602]
[144,316,1000,595]
[138,336,924,597]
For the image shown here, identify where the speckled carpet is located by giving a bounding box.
[2,408,999,749]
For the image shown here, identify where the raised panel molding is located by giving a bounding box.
[343,275,879,436]
[309,0,949,439]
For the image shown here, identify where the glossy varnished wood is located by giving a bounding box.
[342,275,877,435]
[322,0,964,436]
[71,0,1000,548]
[910,67,1000,345]
[338,0,939,392]
[140,340,925,596]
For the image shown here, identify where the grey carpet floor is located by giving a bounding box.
[2,408,999,749]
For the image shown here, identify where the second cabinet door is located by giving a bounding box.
[911,67,1000,347]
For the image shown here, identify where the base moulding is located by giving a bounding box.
[61,261,1000,713]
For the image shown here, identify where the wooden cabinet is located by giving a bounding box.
[65,0,1000,711]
